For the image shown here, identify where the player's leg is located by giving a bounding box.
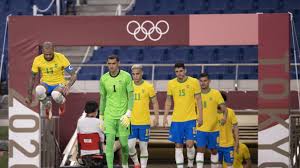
[52,84,66,115]
[223,147,234,168]
[169,122,185,168]
[195,131,208,168]
[113,138,122,166]
[208,131,220,168]
[217,147,224,168]
[175,143,184,168]
[138,125,150,168]
[118,121,131,168]
[51,84,66,104]
[119,136,129,168]
[104,119,118,168]
[35,84,47,101]
[184,120,196,168]
[128,125,140,167]
[36,84,52,119]
[113,140,121,152]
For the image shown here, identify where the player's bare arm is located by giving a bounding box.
[233,123,239,154]
[163,95,172,127]
[62,67,77,96]
[195,93,203,127]
[25,72,38,104]
[151,96,159,127]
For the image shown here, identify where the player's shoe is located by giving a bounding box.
[59,102,66,116]
[133,164,141,168]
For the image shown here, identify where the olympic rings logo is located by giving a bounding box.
[126,20,170,41]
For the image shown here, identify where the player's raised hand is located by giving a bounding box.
[153,115,159,127]
[163,116,168,127]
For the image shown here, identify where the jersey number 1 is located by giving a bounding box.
[113,85,116,92]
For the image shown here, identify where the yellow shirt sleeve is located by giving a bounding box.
[215,90,225,105]
[241,144,251,160]
[148,84,156,98]
[193,78,201,95]
[167,81,173,96]
[60,54,71,68]
[31,57,39,73]
[231,109,238,125]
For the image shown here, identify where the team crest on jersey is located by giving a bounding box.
[142,89,145,93]
[209,97,213,101]
[186,85,190,88]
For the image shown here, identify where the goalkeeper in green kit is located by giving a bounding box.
[99,54,134,168]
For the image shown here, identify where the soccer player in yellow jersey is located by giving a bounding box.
[219,92,252,168]
[128,64,159,168]
[225,143,252,168]
[196,73,227,168]
[25,42,77,118]
[163,63,203,168]
[217,91,239,168]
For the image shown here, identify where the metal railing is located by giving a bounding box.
[115,0,136,16]
[73,63,259,90]
[290,115,300,168]
[33,0,60,16]
[40,104,61,168]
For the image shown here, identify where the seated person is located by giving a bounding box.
[77,100,105,167]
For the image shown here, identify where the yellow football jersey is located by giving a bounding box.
[218,108,238,147]
[223,143,251,168]
[197,88,224,132]
[31,52,70,85]
[131,81,156,125]
[167,76,201,122]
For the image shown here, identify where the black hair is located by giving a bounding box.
[107,54,120,62]
[199,72,209,79]
[84,100,99,114]
[220,91,227,102]
[174,63,185,69]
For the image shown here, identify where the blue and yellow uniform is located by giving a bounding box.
[223,143,251,168]
[196,88,224,149]
[218,108,238,165]
[129,80,156,142]
[167,77,200,144]
[31,52,72,93]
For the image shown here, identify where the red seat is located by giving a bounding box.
[77,132,104,157]
[77,133,104,167]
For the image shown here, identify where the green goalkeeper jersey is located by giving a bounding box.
[99,70,133,119]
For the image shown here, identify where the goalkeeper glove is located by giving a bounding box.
[120,109,131,127]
